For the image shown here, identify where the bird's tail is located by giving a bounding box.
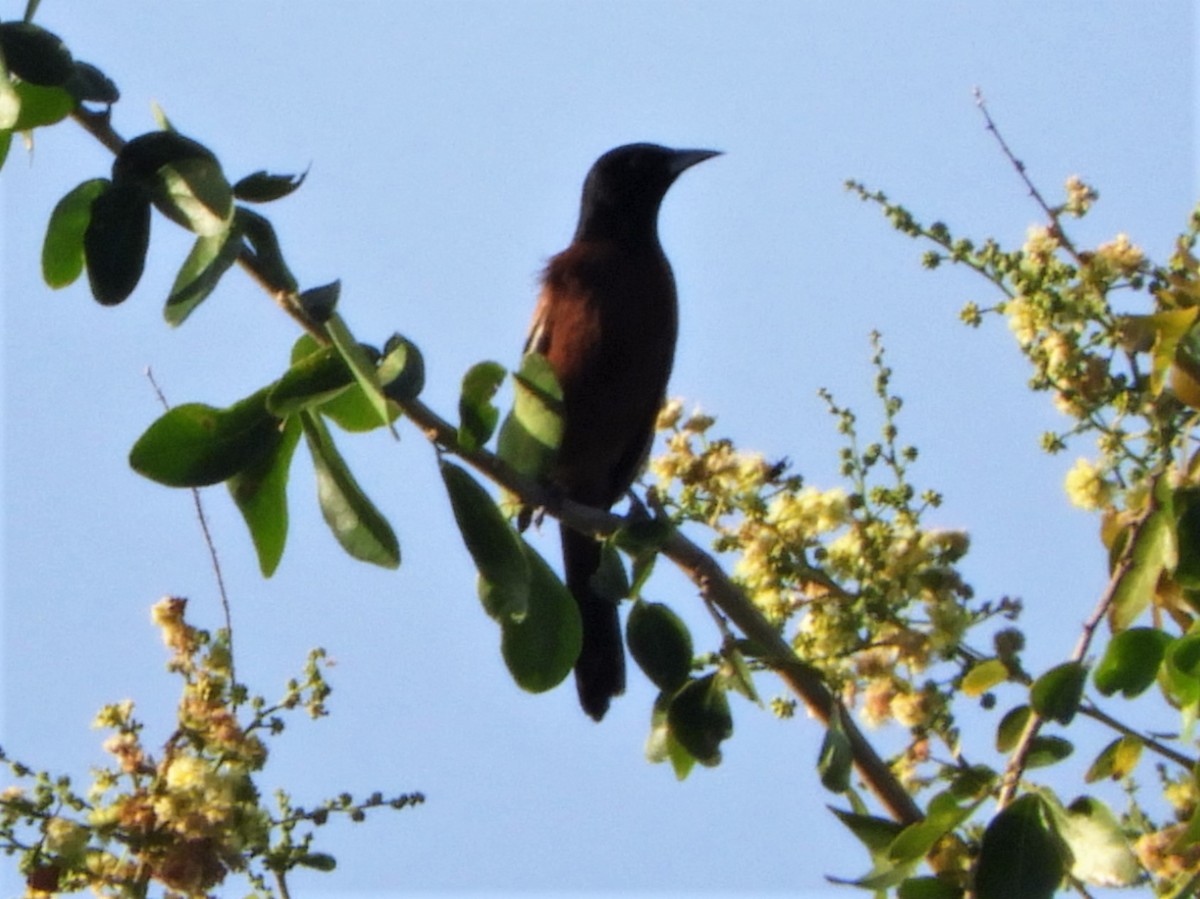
[561,524,625,720]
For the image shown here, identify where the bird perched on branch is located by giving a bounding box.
[524,142,720,720]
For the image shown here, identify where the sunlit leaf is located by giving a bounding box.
[129,389,281,487]
[165,222,243,325]
[42,178,108,288]
[1084,735,1143,783]
[326,313,394,432]
[962,658,1008,697]
[497,352,562,480]
[499,544,581,693]
[301,411,399,569]
[440,460,529,620]
[458,361,506,451]
[228,415,301,577]
[1110,475,1176,631]
[1051,795,1140,887]
[154,155,234,236]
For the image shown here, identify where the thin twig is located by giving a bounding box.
[144,367,236,688]
[973,87,1085,266]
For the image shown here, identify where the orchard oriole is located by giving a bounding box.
[524,143,720,720]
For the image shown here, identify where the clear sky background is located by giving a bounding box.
[1,3,1196,897]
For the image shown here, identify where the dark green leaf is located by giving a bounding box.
[1084,735,1143,783]
[1174,487,1200,588]
[0,129,12,170]
[379,334,425,404]
[301,411,399,569]
[165,222,243,325]
[440,460,529,620]
[1030,661,1086,725]
[0,22,73,86]
[818,705,853,793]
[499,544,582,693]
[627,599,693,692]
[42,178,108,288]
[83,181,150,305]
[113,130,216,185]
[298,279,340,323]
[233,168,308,203]
[65,61,118,105]
[236,206,297,292]
[129,390,282,487]
[590,543,630,602]
[996,704,1031,752]
[228,416,301,577]
[10,80,72,129]
[829,806,905,856]
[898,878,963,899]
[1093,627,1171,698]
[974,795,1065,899]
[667,674,732,767]
[645,690,696,780]
[458,361,506,451]
[497,352,562,480]
[1163,633,1200,708]
[615,517,674,555]
[1024,735,1074,769]
[296,853,336,872]
[948,765,996,800]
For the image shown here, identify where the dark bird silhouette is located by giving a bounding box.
[524,143,720,720]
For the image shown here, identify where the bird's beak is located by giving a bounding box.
[668,148,722,176]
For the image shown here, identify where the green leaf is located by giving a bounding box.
[898,878,963,899]
[458,361,506,451]
[233,168,308,203]
[497,352,563,479]
[1111,475,1177,630]
[1145,308,1200,396]
[818,705,853,793]
[626,599,693,692]
[326,313,394,432]
[995,704,1031,752]
[961,658,1008,697]
[0,22,73,85]
[1084,734,1142,783]
[1024,735,1074,769]
[1093,627,1171,698]
[667,674,732,767]
[645,690,696,780]
[1030,661,1086,725]
[829,806,905,856]
[298,279,340,323]
[0,129,12,170]
[1047,795,1140,887]
[267,344,354,418]
[236,206,297,292]
[129,390,282,487]
[10,81,72,129]
[301,411,399,569]
[498,544,582,693]
[42,178,108,288]
[165,222,243,325]
[974,795,1065,899]
[440,460,529,620]
[1163,632,1200,709]
[228,416,301,577]
[83,181,151,305]
[0,77,18,130]
[378,334,425,405]
[888,791,978,864]
[153,154,234,236]
[296,852,336,872]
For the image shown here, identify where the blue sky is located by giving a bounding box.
[1,2,1196,896]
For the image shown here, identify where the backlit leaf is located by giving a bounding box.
[42,178,108,288]
[458,361,506,451]
[228,415,301,577]
[164,222,243,325]
[1093,627,1171,698]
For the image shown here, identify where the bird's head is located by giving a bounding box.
[574,143,721,244]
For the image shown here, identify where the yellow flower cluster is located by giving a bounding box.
[1064,457,1112,511]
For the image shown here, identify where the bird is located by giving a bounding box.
[523,142,720,720]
